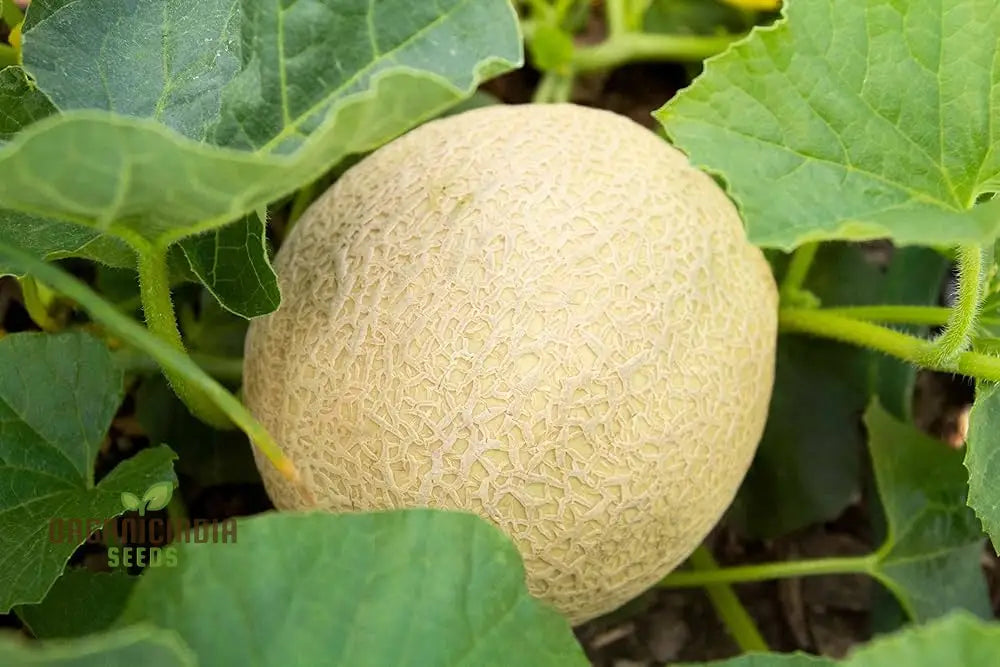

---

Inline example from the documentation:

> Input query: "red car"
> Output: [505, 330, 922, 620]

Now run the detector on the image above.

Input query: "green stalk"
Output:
[1, 0, 23, 28]
[779, 308, 1000, 382]
[661, 554, 877, 588]
[130, 239, 232, 428]
[821, 305, 952, 326]
[111, 347, 244, 384]
[0, 240, 299, 482]
[779, 242, 818, 293]
[605, 0, 630, 38]
[0, 43, 17, 68]
[18, 276, 60, 331]
[687, 546, 769, 652]
[919, 244, 985, 366]
[572, 31, 738, 71]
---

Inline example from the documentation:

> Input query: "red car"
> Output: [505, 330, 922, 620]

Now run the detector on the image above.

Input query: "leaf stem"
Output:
[687, 546, 769, 652]
[571, 31, 738, 71]
[919, 245, 985, 366]
[0, 240, 299, 483]
[111, 347, 244, 384]
[0, 0, 23, 29]
[17, 276, 60, 331]
[779, 242, 819, 295]
[779, 308, 1000, 382]
[129, 238, 232, 428]
[605, 0, 629, 39]
[661, 554, 877, 588]
[0, 43, 17, 68]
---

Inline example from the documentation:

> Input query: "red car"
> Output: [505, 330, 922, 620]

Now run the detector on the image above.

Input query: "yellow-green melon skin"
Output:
[243, 103, 778, 625]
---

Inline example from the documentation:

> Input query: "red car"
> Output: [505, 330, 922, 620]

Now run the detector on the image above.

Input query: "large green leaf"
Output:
[683, 612, 1000, 666]
[865, 401, 990, 622]
[965, 382, 1000, 551]
[0, 625, 195, 667]
[22, 0, 240, 142]
[0, 0, 522, 248]
[0, 332, 177, 612]
[656, 0, 1000, 249]
[16, 570, 138, 639]
[119, 510, 587, 666]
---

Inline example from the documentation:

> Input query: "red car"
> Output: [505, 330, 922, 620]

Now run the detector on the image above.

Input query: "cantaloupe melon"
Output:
[243, 103, 778, 624]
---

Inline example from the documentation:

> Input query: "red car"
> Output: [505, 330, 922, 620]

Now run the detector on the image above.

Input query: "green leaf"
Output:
[527, 24, 574, 71]
[732, 244, 879, 537]
[865, 401, 991, 622]
[119, 510, 587, 666]
[0, 332, 177, 612]
[965, 382, 1000, 551]
[0, 67, 57, 142]
[0, 624, 195, 667]
[22, 0, 240, 142]
[0, 212, 135, 277]
[179, 213, 279, 318]
[1, 0, 522, 248]
[16, 570, 138, 639]
[682, 612, 1000, 666]
[655, 0, 1000, 249]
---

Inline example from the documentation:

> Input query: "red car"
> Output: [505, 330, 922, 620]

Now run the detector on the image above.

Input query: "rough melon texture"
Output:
[243, 103, 778, 625]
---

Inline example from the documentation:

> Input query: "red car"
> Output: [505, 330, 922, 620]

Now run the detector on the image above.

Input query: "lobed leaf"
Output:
[864, 401, 991, 622]
[656, 0, 1000, 249]
[119, 510, 588, 666]
[0, 332, 177, 612]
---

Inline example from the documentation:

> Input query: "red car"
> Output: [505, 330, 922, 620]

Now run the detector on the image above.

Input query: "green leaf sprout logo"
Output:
[120, 482, 173, 516]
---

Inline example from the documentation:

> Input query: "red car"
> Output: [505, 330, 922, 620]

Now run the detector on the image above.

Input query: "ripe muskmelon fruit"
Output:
[243, 103, 778, 624]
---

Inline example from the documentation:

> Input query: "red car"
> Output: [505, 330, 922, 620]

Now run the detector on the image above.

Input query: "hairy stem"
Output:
[0, 240, 299, 482]
[688, 546, 769, 652]
[572, 31, 738, 71]
[780, 242, 819, 295]
[661, 554, 877, 588]
[112, 347, 244, 384]
[919, 245, 985, 366]
[131, 238, 232, 428]
[779, 308, 1000, 382]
